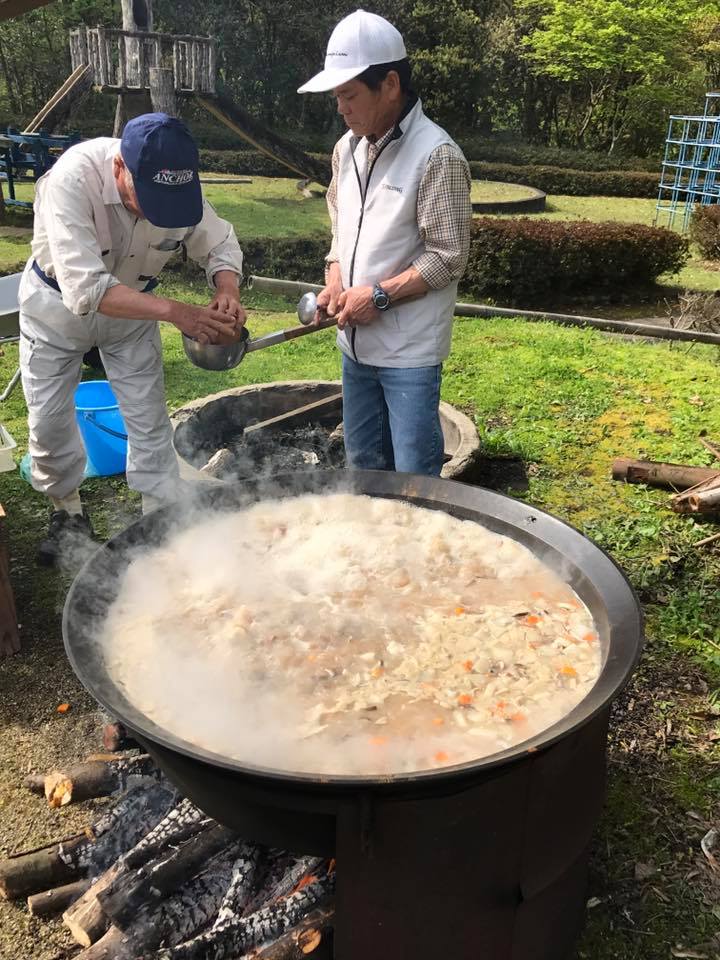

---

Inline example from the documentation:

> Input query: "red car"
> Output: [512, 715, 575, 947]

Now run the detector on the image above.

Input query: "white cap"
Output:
[298, 9, 407, 94]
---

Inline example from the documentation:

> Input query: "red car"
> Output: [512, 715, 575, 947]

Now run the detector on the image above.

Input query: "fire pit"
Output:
[170, 380, 480, 482]
[63, 472, 643, 960]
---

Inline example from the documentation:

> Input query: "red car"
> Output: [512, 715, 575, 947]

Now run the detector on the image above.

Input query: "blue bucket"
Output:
[75, 380, 128, 477]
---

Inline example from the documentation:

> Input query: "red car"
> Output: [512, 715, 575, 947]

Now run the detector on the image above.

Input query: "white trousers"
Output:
[19, 273, 181, 503]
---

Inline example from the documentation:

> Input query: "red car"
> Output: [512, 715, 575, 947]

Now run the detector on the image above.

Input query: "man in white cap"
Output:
[299, 9, 471, 476]
[19, 113, 245, 565]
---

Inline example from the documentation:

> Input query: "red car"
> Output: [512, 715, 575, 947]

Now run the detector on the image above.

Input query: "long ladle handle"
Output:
[245, 315, 337, 353]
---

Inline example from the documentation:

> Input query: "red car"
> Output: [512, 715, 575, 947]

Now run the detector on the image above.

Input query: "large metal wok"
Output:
[62, 471, 643, 960]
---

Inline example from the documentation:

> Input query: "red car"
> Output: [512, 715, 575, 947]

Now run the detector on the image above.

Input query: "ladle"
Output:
[182, 291, 335, 371]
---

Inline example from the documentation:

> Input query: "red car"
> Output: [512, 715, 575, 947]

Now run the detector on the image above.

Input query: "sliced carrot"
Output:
[560, 665, 578, 678]
[434, 751, 449, 763]
[531, 590, 544, 599]
[432, 716, 445, 726]
[371, 667, 385, 678]
[457, 693, 473, 706]
[462, 660, 474, 672]
[583, 632, 598, 645]
[524, 615, 541, 626]
[56, 703, 71, 714]
[492, 700, 508, 716]
[369, 736, 388, 746]
[454, 606, 466, 616]
[510, 711, 527, 724]
[307, 654, 317, 663]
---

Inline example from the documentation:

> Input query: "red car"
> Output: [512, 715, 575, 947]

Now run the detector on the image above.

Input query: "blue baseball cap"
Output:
[120, 113, 203, 228]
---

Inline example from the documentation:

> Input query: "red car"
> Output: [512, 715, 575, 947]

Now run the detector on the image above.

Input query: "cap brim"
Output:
[134, 176, 204, 229]
[297, 63, 371, 93]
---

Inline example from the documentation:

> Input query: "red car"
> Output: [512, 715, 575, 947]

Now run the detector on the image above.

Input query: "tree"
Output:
[518, 0, 712, 152]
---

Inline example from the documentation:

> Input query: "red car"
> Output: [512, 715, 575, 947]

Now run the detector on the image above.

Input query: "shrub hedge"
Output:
[689, 205, 720, 261]
[456, 139, 657, 173]
[199, 150, 660, 199]
[468, 161, 660, 199]
[464, 218, 689, 302]
[165, 221, 686, 304]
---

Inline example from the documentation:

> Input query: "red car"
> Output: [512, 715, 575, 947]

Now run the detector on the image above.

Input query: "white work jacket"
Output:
[20, 137, 243, 316]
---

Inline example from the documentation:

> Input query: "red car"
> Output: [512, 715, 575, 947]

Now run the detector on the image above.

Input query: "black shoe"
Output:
[37, 509, 95, 567]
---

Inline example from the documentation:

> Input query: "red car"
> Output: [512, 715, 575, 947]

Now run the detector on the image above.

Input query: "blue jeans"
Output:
[341, 354, 444, 476]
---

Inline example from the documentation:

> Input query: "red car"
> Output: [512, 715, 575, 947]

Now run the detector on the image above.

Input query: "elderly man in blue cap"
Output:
[18, 113, 245, 565]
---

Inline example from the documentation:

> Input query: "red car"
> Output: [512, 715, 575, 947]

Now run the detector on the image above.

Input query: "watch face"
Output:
[373, 287, 390, 310]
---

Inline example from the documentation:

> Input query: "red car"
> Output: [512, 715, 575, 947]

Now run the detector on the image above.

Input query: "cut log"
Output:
[200, 448, 235, 477]
[612, 458, 720, 490]
[0, 834, 89, 900]
[63, 785, 177, 946]
[102, 721, 139, 753]
[688, 487, 720, 513]
[243, 856, 321, 917]
[98, 824, 238, 930]
[149, 874, 335, 960]
[78, 843, 245, 959]
[28, 878, 91, 917]
[213, 845, 263, 928]
[39, 754, 159, 807]
[122, 797, 210, 871]
[242, 393, 343, 439]
[251, 904, 334, 959]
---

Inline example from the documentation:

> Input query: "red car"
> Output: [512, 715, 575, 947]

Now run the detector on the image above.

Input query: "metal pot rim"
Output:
[62, 470, 643, 788]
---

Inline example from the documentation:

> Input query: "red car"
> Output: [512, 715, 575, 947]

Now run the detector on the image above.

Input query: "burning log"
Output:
[77, 842, 246, 959]
[148, 873, 335, 960]
[27, 878, 91, 917]
[252, 903, 334, 959]
[63, 785, 178, 946]
[122, 797, 211, 871]
[244, 856, 323, 917]
[26, 754, 160, 807]
[213, 845, 263, 928]
[97, 824, 238, 930]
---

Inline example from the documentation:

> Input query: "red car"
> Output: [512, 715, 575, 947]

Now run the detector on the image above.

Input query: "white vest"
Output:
[335, 99, 458, 367]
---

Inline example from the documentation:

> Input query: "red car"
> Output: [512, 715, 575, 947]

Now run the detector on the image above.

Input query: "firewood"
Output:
[687, 487, 720, 513]
[213, 845, 264, 929]
[612, 458, 720, 490]
[243, 857, 322, 917]
[102, 721, 139, 753]
[28, 879, 91, 917]
[242, 853, 295, 916]
[251, 904, 334, 959]
[63, 785, 177, 946]
[148, 874, 335, 960]
[122, 797, 211, 871]
[98, 824, 238, 930]
[201, 448, 235, 477]
[36, 754, 159, 807]
[0, 833, 90, 900]
[78, 843, 245, 959]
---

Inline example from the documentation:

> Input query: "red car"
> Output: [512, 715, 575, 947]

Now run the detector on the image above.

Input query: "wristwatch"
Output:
[372, 283, 392, 311]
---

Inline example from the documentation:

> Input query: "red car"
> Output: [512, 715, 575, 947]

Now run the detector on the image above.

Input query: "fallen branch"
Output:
[695, 531, 720, 548]
[612, 458, 720, 491]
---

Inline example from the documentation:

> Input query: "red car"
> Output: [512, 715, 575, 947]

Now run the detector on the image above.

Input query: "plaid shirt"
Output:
[325, 126, 472, 290]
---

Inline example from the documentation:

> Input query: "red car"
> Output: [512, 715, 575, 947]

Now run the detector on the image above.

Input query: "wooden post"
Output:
[149, 67, 177, 116]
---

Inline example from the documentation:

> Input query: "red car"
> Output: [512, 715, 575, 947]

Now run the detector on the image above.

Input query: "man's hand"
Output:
[314, 262, 344, 325]
[166, 300, 242, 344]
[336, 285, 379, 330]
[211, 271, 246, 332]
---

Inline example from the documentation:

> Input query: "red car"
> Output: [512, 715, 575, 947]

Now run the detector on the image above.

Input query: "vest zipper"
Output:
[347, 138, 395, 363]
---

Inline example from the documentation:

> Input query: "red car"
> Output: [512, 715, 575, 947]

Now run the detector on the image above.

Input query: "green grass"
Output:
[2, 272, 720, 956]
[471, 180, 541, 202]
